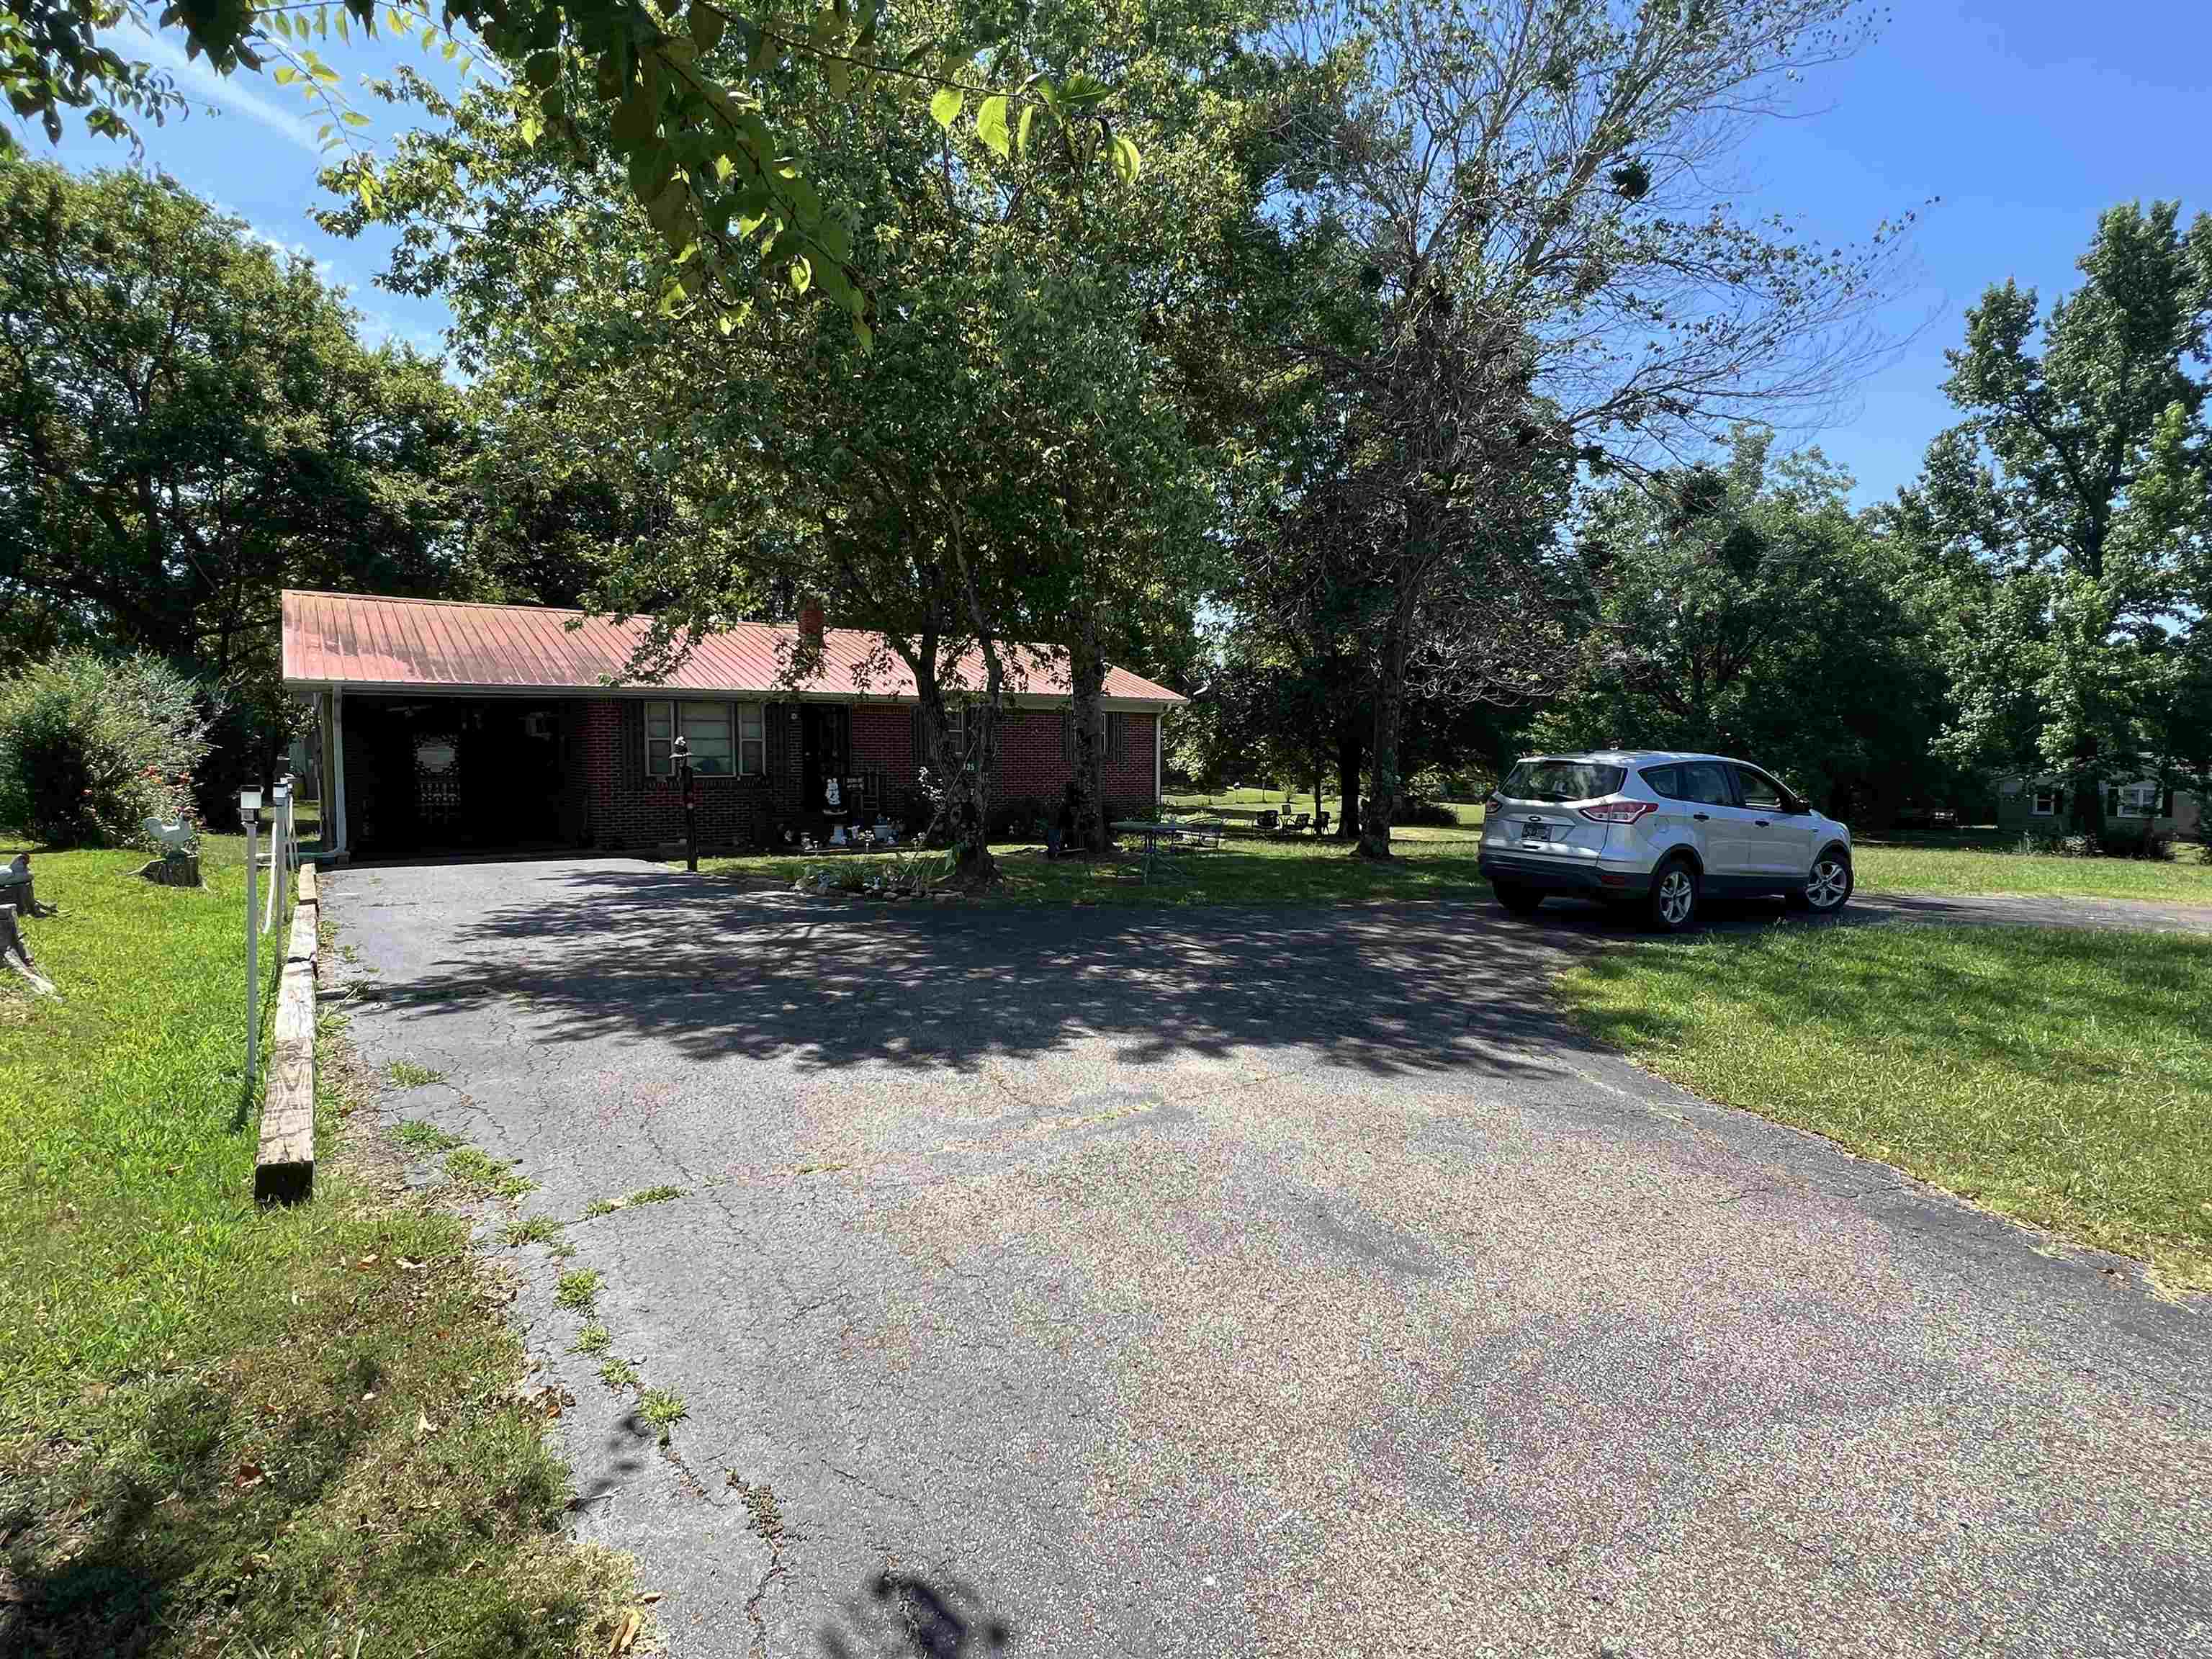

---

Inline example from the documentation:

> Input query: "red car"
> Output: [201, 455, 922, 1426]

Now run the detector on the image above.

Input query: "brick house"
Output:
[281, 590, 1183, 860]
[1995, 772, 2203, 840]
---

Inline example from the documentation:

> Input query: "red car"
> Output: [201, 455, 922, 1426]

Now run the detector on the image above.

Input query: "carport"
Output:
[331, 695, 584, 860]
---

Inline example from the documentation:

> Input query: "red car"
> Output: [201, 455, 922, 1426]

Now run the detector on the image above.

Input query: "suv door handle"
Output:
[1693, 812, 1710, 822]
[1755, 818, 1771, 827]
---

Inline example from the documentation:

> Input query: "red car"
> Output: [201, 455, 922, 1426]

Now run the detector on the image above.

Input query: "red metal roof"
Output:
[280, 590, 1186, 706]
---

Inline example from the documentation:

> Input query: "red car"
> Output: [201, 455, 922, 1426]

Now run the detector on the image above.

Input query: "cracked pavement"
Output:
[326, 857, 2211, 1659]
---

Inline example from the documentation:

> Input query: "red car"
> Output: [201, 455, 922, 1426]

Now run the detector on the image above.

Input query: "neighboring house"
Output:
[1996, 773, 2203, 839]
[281, 590, 1184, 860]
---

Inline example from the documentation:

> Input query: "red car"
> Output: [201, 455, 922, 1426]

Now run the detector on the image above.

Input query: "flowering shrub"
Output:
[0, 652, 211, 848]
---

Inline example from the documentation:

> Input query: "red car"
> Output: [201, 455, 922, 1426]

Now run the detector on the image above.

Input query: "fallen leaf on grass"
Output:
[414, 1411, 439, 1439]
[608, 1608, 642, 1656]
[231, 1464, 266, 1490]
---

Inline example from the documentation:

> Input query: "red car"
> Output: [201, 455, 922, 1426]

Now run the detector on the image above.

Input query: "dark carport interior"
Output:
[343, 696, 582, 859]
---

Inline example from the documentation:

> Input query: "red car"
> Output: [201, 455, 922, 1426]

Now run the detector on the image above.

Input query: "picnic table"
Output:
[1114, 819, 1223, 881]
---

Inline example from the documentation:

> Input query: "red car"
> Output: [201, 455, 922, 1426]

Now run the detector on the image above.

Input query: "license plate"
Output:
[1520, 822, 1552, 843]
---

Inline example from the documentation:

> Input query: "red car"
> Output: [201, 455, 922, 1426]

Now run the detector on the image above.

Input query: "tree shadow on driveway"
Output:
[348, 863, 1666, 1081]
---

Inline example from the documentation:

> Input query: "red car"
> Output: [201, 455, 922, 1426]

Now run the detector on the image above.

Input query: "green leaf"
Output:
[928, 86, 963, 130]
[611, 91, 657, 151]
[272, 64, 299, 84]
[975, 94, 1009, 159]
[1111, 133, 1142, 184]
[341, 109, 370, 127]
[788, 255, 812, 295]
[1015, 103, 1035, 156]
[824, 56, 850, 97]
[420, 24, 436, 49]
[524, 50, 560, 89]
[1060, 73, 1111, 109]
[690, 1, 726, 55]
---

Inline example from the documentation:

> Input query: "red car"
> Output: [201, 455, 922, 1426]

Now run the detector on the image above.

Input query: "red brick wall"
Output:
[580, 698, 801, 852]
[572, 697, 1159, 850]
[987, 708, 1157, 815]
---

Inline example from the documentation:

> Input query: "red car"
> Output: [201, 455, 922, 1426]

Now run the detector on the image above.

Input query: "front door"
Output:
[798, 705, 850, 815]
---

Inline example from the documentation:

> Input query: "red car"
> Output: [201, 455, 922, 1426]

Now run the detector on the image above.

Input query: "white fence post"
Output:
[242, 787, 261, 1100]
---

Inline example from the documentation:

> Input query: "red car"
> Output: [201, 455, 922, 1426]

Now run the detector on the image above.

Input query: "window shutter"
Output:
[2161, 786, 2175, 817]
[623, 701, 647, 781]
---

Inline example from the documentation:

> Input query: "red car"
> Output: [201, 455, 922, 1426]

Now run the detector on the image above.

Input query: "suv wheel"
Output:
[1794, 847, 1853, 915]
[1646, 858, 1701, 933]
[1494, 882, 1544, 917]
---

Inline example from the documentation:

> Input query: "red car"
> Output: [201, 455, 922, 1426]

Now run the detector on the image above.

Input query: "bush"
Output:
[0, 652, 210, 848]
[2015, 827, 2176, 862]
[1392, 795, 1461, 827]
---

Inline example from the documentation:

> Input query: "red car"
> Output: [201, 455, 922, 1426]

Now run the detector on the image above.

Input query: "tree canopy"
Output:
[0, 152, 471, 786]
[1894, 199, 2212, 830]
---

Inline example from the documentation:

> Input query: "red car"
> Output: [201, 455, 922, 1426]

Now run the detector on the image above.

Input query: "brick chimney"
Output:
[799, 598, 824, 651]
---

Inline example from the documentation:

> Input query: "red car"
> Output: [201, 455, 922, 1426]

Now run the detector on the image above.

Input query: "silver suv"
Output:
[1477, 751, 1853, 932]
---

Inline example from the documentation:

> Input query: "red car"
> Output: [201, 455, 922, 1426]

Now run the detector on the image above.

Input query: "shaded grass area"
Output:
[695, 825, 1494, 908]
[1853, 837, 2212, 904]
[0, 843, 631, 1655]
[1555, 924, 2212, 1292]
[1164, 788, 1486, 828]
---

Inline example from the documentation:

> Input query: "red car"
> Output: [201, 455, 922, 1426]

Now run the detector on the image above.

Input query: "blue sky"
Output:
[37, 1, 2212, 507]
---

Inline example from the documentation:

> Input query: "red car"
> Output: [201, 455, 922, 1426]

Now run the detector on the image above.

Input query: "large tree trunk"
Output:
[1334, 722, 1363, 840]
[2069, 737, 2107, 839]
[1068, 612, 1110, 854]
[1357, 595, 1413, 860]
[925, 683, 998, 886]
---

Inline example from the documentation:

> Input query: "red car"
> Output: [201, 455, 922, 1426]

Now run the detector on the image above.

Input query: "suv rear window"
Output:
[1502, 760, 1627, 801]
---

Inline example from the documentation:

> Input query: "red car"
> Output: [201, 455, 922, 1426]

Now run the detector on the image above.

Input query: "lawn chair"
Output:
[1255, 809, 1280, 832]
[1285, 812, 1311, 836]
[1314, 810, 1331, 835]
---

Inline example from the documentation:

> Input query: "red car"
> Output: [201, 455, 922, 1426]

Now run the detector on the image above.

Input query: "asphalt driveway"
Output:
[327, 858, 2211, 1659]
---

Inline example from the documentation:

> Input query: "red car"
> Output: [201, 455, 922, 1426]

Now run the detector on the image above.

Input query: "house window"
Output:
[1063, 711, 1130, 764]
[2116, 781, 2161, 819]
[647, 700, 763, 777]
[2031, 788, 2059, 817]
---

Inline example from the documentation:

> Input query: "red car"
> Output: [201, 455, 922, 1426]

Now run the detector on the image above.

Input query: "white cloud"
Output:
[127, 25, 327, 158]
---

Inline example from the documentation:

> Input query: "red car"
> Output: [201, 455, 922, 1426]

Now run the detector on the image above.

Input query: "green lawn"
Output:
[696, 824, 1494, 907]
[1853, 835, 2212, 904]
[0, 842, 630, 1655]
[1555, 925, 2212, 1292]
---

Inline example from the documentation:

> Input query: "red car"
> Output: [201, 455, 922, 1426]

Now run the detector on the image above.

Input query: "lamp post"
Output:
[673, 734, 697, 873]
[240, 787, 262, 1101]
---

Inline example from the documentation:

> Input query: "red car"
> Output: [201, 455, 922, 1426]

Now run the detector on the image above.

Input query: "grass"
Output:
[637, 1389, 688, 1444]
[1853, 833, 2212, 904]
[385, 1058, 446, 1088]
[394, 1118, 466, 1154]
[0, 841, 634, 1655]
[570, 1324, 613, 1358]
[1555, 923, 2212, 1292]
[554, 1269, 603, 1314]
[696, 824, 1494, 909]
[499, 1215, 571, 1254]
[597, 1356, 640, 1393]
[1164, 788, 1487, 828]
[444, 1144, 537, 1202]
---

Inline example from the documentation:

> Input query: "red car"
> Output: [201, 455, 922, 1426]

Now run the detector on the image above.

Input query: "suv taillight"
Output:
[1485, 793, 1503, 813]
[1579, 801, 1656, 824]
